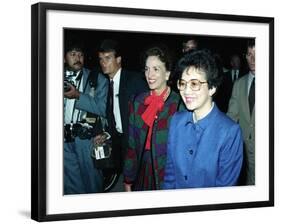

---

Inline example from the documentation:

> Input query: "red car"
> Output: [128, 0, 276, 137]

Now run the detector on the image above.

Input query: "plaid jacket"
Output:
[123, 90, 180, 190]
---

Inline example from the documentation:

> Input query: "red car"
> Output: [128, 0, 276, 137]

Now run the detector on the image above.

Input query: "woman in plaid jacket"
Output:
[123, 45, 181, 191]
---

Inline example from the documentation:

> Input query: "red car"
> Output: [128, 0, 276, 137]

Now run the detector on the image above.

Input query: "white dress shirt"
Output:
[231, 69, 239, 82]
[64, 70, 84, 124]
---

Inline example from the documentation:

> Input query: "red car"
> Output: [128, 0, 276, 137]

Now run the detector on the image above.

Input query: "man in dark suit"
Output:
[182, 37, 198, 53]
[227, 54, 244, 82]
[98, 39, 148, 175]
[215, 54, 245, 113]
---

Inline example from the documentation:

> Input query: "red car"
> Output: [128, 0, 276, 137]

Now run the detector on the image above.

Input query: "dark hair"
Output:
[246, 39, 255, 49]
[98, 39, 122, 57]
[64, 40, 84, 56]
[176, 49, 222, 89]
[182, 38, 198, 47]
[143, 44, 173, 72]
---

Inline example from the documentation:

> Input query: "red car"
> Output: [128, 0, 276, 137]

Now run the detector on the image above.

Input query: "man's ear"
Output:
[117, 56, 122, 65]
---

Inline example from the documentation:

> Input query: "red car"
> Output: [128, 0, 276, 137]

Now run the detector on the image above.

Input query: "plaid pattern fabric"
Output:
[123, 90, 180, 190]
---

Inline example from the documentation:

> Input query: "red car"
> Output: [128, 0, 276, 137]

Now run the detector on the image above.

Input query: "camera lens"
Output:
[64, 81, 71, 92]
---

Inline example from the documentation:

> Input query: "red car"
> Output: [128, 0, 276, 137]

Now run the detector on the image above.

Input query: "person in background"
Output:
[227, 54, 243, 82]
[168, 37, 199, 92]
[63, 41, 108, 194]
[214, 53, 244, 113]
[163, 49, 243, 189]
[182, 38, 198, 54]
[227, 40, 255, 185]
[123, 45, 181, 191]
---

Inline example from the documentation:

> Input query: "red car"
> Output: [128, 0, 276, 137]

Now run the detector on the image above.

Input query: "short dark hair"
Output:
[98, 39, 122, 57]
[182, 38, 198, 46]
[64, 40, 84, 56]
[143, 44, 173, 72]
[246, 39, 255, 49]
[176, 49, 222, 89]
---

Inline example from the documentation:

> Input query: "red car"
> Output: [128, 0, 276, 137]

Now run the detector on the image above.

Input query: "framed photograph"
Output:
[31, 2, 274, 222]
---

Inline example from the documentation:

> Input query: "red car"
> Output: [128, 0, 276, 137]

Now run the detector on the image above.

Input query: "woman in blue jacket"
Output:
[163, 49, 243, 189]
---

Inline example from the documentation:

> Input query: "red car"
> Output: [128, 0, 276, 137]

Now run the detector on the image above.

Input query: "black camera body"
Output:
[64, 123, 96, 142]
[64, 77, 76, 92]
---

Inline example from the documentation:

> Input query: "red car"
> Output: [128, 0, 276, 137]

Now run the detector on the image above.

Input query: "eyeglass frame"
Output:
[177, 78, 208, 91]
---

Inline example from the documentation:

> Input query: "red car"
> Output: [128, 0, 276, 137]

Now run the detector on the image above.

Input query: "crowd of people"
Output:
[63, 36, 255, 194]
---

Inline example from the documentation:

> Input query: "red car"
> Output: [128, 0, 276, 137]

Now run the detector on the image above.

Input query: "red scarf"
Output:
[141, 87, 170, 150]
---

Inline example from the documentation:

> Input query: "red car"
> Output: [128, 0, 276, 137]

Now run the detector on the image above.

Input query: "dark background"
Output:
[64, 28, 253, 73]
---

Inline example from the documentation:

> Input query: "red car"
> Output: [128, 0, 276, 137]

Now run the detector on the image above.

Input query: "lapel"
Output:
[250, 107, 255, 122]
[118, 69, 127, 111]
[140, 92, 150, 133]
[241, 75, 251, 121]
[119, 69, 126, 92]
[238, 69, 244, 79]
[81, 68, 89, 92]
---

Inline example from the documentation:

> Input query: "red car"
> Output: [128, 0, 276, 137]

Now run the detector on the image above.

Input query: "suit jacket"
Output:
[227, 74, 255, 185]
[123, 90, 181, 190]
[163, 104, 243, 189]
[215, 69, 245, 113]
[106, 69, 148, 148]
[227, 69, 245, 81]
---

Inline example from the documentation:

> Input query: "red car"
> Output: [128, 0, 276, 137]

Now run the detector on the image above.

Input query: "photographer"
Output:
[63, 41, 108, 194]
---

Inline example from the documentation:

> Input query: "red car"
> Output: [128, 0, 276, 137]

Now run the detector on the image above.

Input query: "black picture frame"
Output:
[31, 2, 274, 222]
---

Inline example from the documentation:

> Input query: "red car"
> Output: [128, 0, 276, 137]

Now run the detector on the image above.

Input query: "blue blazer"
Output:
[75, 68, 108, 117]
[163, 104, 243, 189]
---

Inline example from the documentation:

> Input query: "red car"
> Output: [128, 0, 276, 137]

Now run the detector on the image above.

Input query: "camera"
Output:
[64, 77, 76, 92]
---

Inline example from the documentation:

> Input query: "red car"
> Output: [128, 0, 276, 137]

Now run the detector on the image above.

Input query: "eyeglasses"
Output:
[177, 79, 208, 91]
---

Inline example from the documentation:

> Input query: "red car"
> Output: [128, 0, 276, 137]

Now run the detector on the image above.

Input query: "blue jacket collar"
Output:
[185, 103, 219, 130]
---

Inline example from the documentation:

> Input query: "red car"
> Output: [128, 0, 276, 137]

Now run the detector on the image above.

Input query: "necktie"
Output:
[232, 70, 239, 81]
[248, 77, 255, 114]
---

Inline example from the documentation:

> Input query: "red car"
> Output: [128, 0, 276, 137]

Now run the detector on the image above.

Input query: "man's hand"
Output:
[64, 84, 80, 99]
[124, 183, 132, 192]
[93, 132, 110, 146]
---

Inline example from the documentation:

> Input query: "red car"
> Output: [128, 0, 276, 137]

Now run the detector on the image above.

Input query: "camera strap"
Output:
[69, 70, 84, 124]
